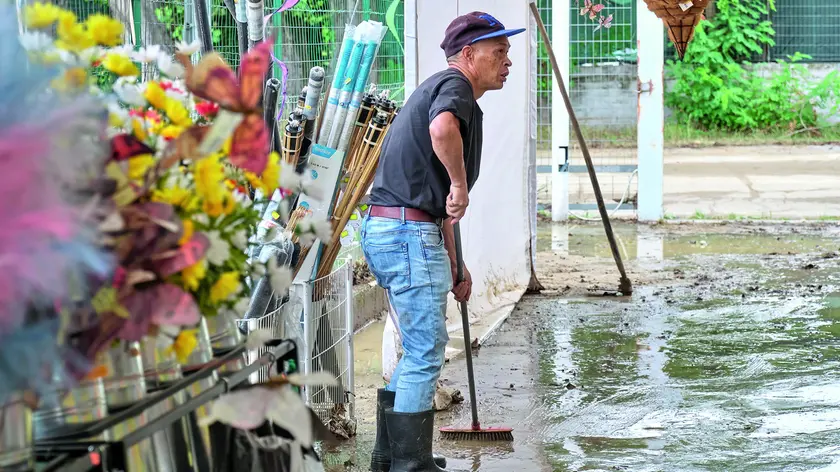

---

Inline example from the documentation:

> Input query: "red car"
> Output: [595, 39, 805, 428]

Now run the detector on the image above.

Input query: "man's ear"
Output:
[461, 44, 474, 62]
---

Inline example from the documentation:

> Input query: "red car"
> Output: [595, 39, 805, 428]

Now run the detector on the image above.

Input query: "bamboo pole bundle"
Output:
[344, 91, 377, 172]
[642, 0, 710, 59]
[315, 110, 391, 280]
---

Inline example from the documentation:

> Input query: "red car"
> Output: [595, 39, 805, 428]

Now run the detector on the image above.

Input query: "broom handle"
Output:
[453, 222, 480, 430]
[529, 2, 632, 294]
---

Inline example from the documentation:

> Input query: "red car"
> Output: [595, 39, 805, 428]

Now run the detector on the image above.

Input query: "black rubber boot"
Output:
[370, 389, 446, 471]
[384, 408, 447, 472]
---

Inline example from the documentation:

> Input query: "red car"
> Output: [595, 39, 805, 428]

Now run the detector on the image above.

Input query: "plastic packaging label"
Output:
[679, 1, 694, 10]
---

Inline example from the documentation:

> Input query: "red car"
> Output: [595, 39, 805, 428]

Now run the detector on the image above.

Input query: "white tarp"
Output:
[382, 0, 537, 377]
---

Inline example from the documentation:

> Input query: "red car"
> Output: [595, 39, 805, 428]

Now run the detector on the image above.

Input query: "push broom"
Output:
[439, 223, 514, 441]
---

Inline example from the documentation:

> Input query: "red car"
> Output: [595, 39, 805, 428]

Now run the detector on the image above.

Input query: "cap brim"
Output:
[470, 28, 526, 44]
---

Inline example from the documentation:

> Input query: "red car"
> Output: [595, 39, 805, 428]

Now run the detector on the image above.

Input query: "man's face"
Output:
[467, 36, 512, 91]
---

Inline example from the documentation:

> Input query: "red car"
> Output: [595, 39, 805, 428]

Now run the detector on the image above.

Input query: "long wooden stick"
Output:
[529, 2, 632, 295]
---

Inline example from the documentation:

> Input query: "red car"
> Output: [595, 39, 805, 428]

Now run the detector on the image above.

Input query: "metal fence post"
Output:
[344, 256, 355, 419]
[551, 0, 570, 221]
[301, 280, 313, 404]
[636, 0, 665, 222]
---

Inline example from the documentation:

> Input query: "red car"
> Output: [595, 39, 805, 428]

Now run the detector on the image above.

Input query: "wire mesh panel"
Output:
[769, 1, 840, 62]
[568, 0, 638, 213]
[535, 0, 554, 206]
[269, 0, 406, 114]
[302, 258, 355, 435]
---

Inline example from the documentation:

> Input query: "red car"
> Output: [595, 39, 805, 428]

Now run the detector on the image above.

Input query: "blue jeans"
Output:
[360, 214, 452, 413]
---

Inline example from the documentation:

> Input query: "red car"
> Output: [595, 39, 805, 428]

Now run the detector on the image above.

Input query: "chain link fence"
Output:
[535, 0, 639, 213]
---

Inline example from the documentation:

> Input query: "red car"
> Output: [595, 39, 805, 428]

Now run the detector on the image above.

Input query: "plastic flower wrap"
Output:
[23, 3, 329, 361]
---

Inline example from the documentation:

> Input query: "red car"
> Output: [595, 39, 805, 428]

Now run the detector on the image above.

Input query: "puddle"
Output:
[324, 224, 840, 471]
[538, 222, 840, 260]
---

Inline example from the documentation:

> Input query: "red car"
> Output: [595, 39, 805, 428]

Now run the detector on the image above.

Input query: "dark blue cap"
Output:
[440, 11, 525, 58]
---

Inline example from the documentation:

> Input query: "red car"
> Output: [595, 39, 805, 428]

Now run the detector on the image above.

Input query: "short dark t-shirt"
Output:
[366, 68, 483, 218]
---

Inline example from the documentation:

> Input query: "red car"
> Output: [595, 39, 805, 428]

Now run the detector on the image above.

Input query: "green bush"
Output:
[665, 0, 840, 133]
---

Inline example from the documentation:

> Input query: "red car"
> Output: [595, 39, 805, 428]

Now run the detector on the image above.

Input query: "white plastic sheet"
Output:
[382, 0, 537, 379]
[417, 0, 535, 324]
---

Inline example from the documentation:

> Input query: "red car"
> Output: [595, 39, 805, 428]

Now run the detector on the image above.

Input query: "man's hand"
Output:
[446, 184, 469, 223]
[451, 262, 472, 302]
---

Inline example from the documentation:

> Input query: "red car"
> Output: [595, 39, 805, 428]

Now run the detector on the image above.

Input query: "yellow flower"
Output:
[180, 260, 207, 291]
[85, 14, 124, 47]
[178, 219, 195, 246]
[50, 67, 88, 93]
[221, 136, 233, 155]
[55, 11, 95, 52]
[164, 99, 192, 127]
[131, 118, 149, 143]
[159, 125, 185, 140]
[209, 272, 241, 303]
[102, 53, 139, 77]
[152, 185, 199, 212]
[245, 151, 280, 195]
[24, 2, 63, 29]
[194, 156, 225, 204]
[144, 82, 167, 110]
[166, 329, 198, 364]
[203, 191, 237, 218]
[127, 154, 155, 181]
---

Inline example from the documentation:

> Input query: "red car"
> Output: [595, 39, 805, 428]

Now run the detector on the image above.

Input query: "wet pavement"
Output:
[325, 223, 840, 471]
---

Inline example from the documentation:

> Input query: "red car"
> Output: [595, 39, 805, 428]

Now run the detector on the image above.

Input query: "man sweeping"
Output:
[361, 11, 524, 472]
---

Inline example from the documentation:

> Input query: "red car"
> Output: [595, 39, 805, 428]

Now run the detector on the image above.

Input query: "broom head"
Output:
[642, 0, 709, 59]
[439, 425, 514, 441]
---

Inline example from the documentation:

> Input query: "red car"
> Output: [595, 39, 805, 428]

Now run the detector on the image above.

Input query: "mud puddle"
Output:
[324, 223, 840, 471]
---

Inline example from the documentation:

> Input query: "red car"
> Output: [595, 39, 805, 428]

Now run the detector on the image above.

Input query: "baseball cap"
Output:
[440, 11, 525, 58]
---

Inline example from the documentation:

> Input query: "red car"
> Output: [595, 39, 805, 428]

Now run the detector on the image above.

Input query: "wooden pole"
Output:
[529, 1, 632, 295]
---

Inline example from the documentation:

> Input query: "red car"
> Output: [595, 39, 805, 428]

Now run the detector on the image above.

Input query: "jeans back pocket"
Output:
[362, 241, 412, 295]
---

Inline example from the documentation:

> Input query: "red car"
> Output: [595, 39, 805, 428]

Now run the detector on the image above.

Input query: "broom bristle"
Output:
[439, 426, 514, 442]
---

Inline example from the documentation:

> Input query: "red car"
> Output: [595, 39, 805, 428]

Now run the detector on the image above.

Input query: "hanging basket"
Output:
[642, 0, 710, 59]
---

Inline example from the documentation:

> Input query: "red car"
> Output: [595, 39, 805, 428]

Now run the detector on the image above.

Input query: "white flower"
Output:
[57, 49, 85, 67]
[296, 217, 333, 246]
[157, 53, 186, 78]
[107, 102, 129, 127]
[132, 45, 161, 63]
[206, 230, 232, 266]
[245, 328, 274, 350]
[175, 39, 201, 56]
[164, 86, 187, 102]
[108, 44, 135, 57]
[19, 31, 53, 52]
[231, 230, 248, 250]
[113, 78, 146, 107]
[79, 47, 104, 65]
[278, 162, 302, 191]
[266, 259, 293, 296]
[193, 213, 210, 226]
[300, 172, 326, 201]
[233, 297, 250, 315]
[252, 263, 266, 278]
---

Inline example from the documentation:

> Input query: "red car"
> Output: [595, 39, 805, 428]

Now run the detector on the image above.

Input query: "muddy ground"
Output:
[322, 221, 840, 471]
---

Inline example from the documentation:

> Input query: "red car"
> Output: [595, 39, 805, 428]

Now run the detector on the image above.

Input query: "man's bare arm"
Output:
[429, 112, 467, 188]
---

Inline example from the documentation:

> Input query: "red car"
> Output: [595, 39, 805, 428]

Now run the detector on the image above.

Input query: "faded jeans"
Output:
[360, 213, 452, 413]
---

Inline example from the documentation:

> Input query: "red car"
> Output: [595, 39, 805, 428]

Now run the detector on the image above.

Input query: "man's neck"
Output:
[448, 64, 485, 100]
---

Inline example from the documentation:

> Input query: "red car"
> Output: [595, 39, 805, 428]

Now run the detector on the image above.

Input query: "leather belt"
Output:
[368, 205, 442, 225]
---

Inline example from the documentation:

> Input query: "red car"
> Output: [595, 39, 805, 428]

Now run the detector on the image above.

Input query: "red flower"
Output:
[145, 109, 162, 122]
[195, 100, 220, 118]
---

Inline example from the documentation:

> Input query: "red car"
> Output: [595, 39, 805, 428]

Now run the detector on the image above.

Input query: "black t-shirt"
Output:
[367, 68, 483, 218]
